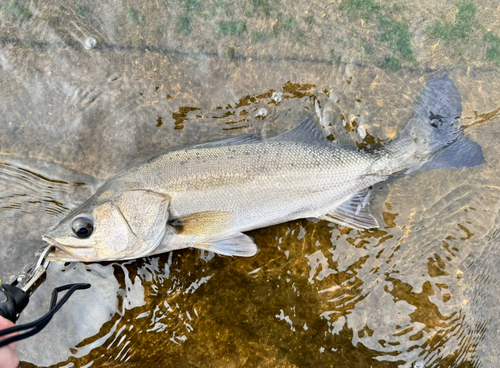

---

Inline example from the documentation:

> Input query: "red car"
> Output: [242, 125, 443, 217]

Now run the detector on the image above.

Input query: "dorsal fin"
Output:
[187, 134, 260, 150]
[271, 115, 331, 145]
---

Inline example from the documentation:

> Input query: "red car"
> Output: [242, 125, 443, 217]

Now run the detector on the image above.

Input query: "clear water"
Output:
[0, 0, 498, 367]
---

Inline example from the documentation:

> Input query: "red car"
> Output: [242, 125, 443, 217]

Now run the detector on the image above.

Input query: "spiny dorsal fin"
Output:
[319, 189, 379, 230]
[271, 115, 332, 146]
[187, 134, 260, 150]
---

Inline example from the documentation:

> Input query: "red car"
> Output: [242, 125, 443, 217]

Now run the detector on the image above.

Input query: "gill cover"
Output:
[107, 190, 170, 259]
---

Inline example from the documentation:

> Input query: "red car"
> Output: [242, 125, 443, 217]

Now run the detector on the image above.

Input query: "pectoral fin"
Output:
[167, 211, 257, 257]
[319, 190, 379, 230]
[169, 211, 235, 238]
[193, 233, 258, 257]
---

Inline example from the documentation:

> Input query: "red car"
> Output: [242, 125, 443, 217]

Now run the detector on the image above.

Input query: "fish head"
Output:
[43, 190, 171, 262]
[42, 201, 139, 262]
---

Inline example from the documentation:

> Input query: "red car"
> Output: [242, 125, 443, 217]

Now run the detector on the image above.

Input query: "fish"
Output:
[42, 73, 484, 262]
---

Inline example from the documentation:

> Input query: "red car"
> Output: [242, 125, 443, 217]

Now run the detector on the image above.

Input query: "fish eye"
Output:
[71, 216, 94, 238]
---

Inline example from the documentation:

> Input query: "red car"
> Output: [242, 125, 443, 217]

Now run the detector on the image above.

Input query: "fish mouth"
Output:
[42, 235, 93, 249]
[41, 235, 56, 246]
[41, 235, 95, 262]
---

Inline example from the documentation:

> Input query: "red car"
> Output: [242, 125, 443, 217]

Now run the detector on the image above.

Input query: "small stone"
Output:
[255, 107, 268, 118]
[83, 37, 97, 50]
[358, 125, 366, 139]
[271, 92, 283, 103]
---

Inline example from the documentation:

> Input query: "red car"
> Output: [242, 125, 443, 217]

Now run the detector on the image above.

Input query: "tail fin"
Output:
[398, 72, 484, 172]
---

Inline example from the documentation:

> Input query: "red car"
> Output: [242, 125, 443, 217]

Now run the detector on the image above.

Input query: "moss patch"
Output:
[378, 16, 414, 60]
[126, 8, 145, 26]
[217, 21, 247, 36]
[428, 1, 477, 40]
[339, 0, 380, 20]
[330, 49, 342, 66]
[205, 0, 228, 20]
[272, 14, 297, 36]
[244, 0, 272, 18]
[484, 32, 500, 66]
[176, 14, 192, 35]
[282, 15, 296, 31]
[304, 13, 314, 24]
[76, 5, 90, 17]
[251, 31, 266, 43]
[181, 0, 202, 14]
[2, 1, 32, 23]
[339, 0, 414, 66]
[378, 56, 402, 71]
[47, 16, 61, 27]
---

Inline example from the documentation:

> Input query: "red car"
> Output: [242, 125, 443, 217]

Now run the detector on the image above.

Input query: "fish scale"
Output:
[142, 141, 373, 226]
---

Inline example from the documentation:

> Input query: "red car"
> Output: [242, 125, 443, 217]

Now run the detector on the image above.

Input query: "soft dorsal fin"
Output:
[271, 115, 331, 145]
[187, 134, 260, 150]
[319, 189, 379, 230]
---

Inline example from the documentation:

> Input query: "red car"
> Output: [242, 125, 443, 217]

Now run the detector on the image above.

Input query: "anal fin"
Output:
[319, 189, 379, 230]
[193, 233, 258, 257]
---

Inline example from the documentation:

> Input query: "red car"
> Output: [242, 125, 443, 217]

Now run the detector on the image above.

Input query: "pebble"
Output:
[84, 37, 97, 50]
[358, 125, 367, 139]
[271, 92, 283, 103]
[255, 107, 268, 118]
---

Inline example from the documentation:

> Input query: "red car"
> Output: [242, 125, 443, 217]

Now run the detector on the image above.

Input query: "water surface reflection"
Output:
[3, 71, 497, 368]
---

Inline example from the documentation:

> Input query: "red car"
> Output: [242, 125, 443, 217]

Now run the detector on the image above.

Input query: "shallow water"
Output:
[0, 0, 499, 367]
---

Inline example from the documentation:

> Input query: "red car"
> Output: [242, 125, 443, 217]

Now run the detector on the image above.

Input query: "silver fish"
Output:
[42, 73, 483, 262]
